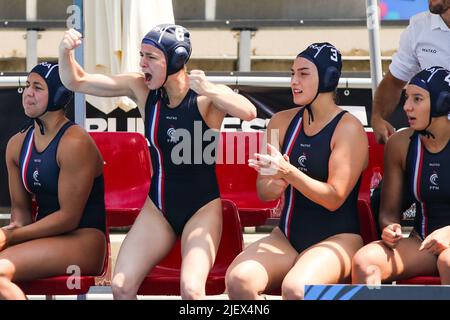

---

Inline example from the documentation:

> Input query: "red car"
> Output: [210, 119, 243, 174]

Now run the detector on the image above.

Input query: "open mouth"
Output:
[293, 89, 303, 94]
[144, 73, 152, 82]
[408, 116, 417, 124]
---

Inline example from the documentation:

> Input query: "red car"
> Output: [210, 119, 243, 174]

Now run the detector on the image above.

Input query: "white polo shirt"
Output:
[389, 12, 450, 82]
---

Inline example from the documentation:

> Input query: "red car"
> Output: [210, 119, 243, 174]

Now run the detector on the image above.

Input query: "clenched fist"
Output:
[60, 28, 83, 53]
[189, 70, 213, 96]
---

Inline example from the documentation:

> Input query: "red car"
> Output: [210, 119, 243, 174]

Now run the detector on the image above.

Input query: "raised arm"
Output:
[58, 29, 147, 103]
[189, 70, 257, 121]
[5, 128, 102, 247]
[5, 135, 33, 228]
[370, 71, 407, 144]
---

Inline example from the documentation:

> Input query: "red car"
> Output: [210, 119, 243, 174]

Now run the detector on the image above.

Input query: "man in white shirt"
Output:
[371, 0, 450, 144]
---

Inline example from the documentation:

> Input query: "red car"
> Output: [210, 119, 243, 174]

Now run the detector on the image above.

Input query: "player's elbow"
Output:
[60, 76, 79, 92]
[322, 192, 346, 212]
[324, 200, 342, 212]
[59, 211, 82, 233]
[242, 106, 257, 121]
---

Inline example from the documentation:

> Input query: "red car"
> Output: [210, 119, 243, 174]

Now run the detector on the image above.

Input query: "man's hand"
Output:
[371, 115, 396, 144]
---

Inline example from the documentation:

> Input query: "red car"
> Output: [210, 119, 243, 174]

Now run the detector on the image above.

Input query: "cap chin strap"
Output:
[418, 130, 436, 139]
[417, 110, 436, 139]
[417, 122, 436, 139]
[20, 110, 48, 135]
[304, 90, 321, 125]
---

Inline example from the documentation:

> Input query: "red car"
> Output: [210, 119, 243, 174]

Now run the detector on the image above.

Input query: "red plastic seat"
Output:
[396, 276, 441, 285]
[216, 131, 282, 226]
[357, 199, 378, 244]
[90, 132, 151, 227]
[17, 229, 110, 299]
[137, 199, 243, 295]
[358, 130, 385, 203]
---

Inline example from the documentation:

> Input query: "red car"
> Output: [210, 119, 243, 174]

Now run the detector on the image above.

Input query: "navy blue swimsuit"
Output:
[145, 89, 220, 236]
[19, 122, 106, 233]
[406, 132, 450, 239]
[278, 109, 361, 253]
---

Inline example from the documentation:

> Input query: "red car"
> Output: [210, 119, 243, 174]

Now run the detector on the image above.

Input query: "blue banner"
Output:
[380, 0, 428, 20]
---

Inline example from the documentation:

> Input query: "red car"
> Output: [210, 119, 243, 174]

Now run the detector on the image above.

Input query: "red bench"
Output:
[216, 131, 282, 227]
[359, 131, 385, 203]
[92, 131, 279, 228]
[91, 130, 382, 230]
[397, 276, 441, 285]
[90, 132, 151, 227]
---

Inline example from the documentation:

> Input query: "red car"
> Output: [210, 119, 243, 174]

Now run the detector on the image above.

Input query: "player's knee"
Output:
[180, 279, 204, 300]
[437, 249, 450, 274]
[0, 259, 15, 280]
[0, 275, 12, 299]
[0, 276, 10, 289]
[226, 269, 258, 299]
[281, 280, 305, 300]
[352, 245, 381, 275]
[111, 272, 138, 299]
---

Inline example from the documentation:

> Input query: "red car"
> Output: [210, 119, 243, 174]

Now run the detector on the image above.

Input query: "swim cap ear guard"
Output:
[321, 66, 341, 92]
[142, 24, 192, 81]
[170, 46, 191, 75]
[296, 42, 342, 123]
[51, 85, 74, 112]
[408, 66, 450, 138]
[435, 91, 450, 116]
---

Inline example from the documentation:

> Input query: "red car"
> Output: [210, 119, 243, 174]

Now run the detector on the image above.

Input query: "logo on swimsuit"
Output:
[297, 153, 307, 172]
[429, 172, 439, 191]
[298, 154, 307, 167]
[33, 168, 41, 187]
[167, 127, 179, 143]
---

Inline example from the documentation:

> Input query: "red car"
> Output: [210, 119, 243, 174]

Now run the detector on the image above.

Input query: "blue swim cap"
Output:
[409, 66, 450, 118]
[30, 62, 73, 112]
[297, 42, 342, 93]
[142, 24, 192, 76]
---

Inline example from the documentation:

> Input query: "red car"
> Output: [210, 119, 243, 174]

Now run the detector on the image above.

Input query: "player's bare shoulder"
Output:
[268, 107, 301, 130]
[6, 131, 28, 165]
